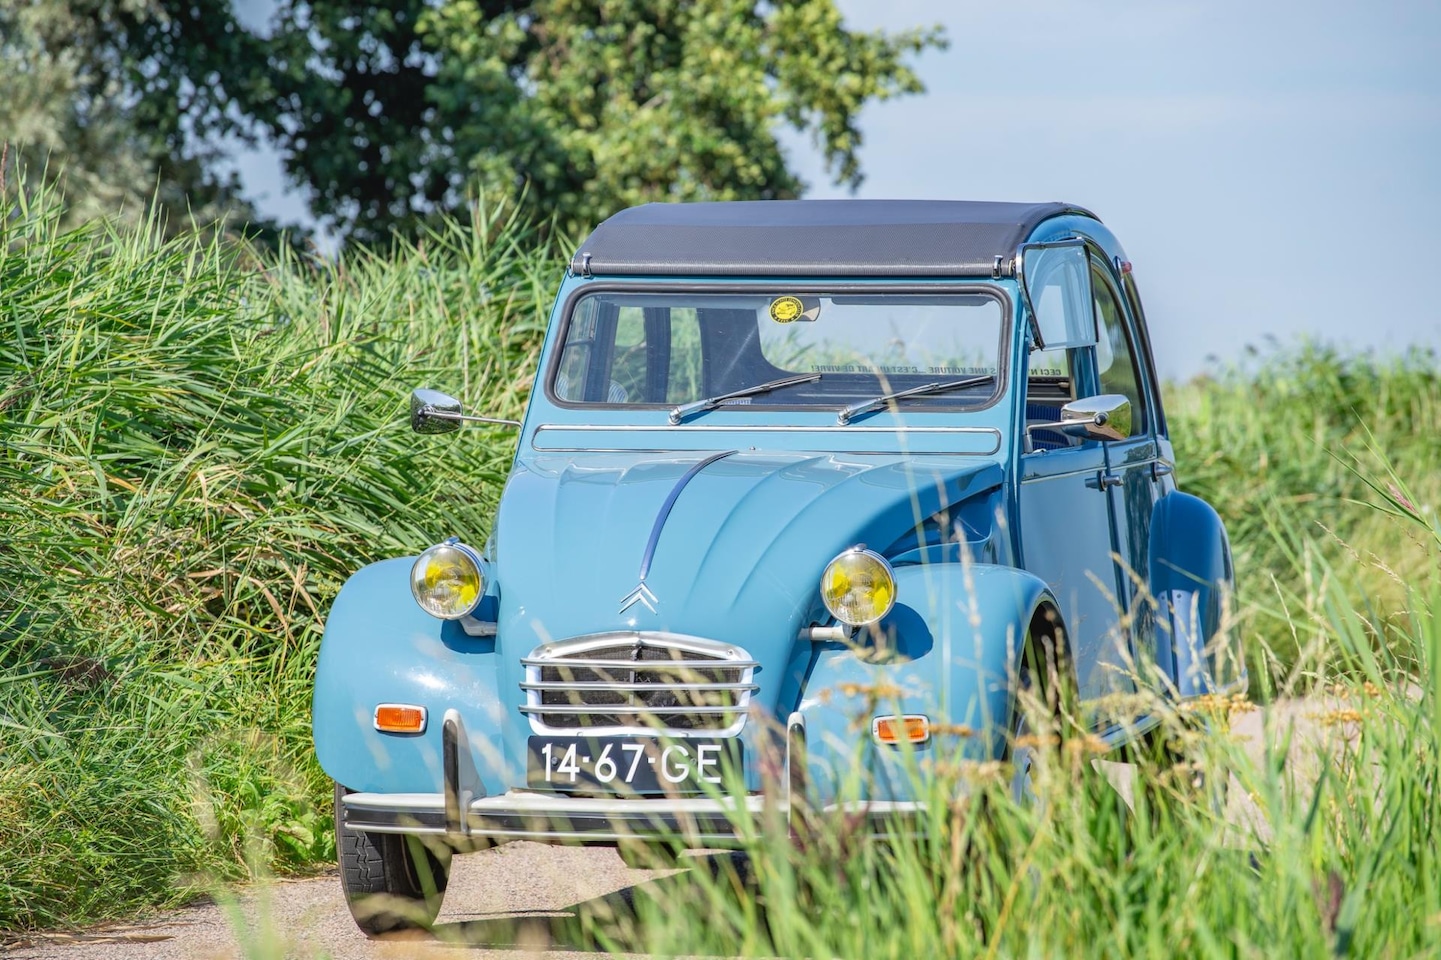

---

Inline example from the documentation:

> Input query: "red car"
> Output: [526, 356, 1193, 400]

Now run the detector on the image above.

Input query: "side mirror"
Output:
[1059, 394, 1131, 442]
[410, 388, 522, 434]
[411, 388, 465, 434]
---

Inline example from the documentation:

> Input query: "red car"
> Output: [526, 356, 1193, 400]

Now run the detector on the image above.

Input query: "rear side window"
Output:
[1092, 266, 1148, 435]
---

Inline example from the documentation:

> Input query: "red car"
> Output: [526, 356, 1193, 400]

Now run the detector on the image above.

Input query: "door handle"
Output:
[1151, 461, 1174, 481]
[1087, 471, 1123, 491]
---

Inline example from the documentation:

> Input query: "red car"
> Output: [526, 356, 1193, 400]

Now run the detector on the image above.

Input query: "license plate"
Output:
[526, 736, 741, 795]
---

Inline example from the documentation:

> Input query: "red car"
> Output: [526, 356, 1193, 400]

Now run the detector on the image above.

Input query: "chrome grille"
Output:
[521, 633, 757, 736]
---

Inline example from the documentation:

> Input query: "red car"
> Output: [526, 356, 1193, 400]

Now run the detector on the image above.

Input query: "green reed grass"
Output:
[1169, 343, 1441, 675]
[2, 174, 1439, 946]
[610, 506, 1441, 959]
[0, 183, 558, 928]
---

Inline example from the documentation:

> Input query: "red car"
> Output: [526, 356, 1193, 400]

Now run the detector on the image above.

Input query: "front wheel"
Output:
[335, 783, 452, 937]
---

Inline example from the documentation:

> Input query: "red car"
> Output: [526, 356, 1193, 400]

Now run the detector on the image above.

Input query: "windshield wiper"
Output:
[669, 373, 822, 424]
[836, 375, 995, 425]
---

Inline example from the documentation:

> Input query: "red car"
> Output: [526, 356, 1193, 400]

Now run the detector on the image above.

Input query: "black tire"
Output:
[335, 783, 451, 937]
[1008, 604, 1076, 806]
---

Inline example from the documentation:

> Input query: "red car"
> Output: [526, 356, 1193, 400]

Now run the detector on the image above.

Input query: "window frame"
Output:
[1118, 269, 1168, 438]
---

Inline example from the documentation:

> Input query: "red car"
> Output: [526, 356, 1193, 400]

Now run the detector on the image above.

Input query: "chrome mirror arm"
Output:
[1024, 394, 1132, 447]
[419, 407, 521, 428]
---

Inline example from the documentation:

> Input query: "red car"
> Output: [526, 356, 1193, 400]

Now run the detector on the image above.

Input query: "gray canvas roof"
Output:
[570, 199, 1097, 278]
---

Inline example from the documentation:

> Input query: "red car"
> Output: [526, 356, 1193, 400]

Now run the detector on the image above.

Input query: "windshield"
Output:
[548, 290, 1006, 412]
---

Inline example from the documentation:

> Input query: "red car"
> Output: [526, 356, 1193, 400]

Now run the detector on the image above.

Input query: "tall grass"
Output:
[613, 471, 1441, 958]
[617, 556, 1441, 957]
[0, 184, 558, 928]
[2, 177, 1438, 946]
[1169, 344, 1441, 677]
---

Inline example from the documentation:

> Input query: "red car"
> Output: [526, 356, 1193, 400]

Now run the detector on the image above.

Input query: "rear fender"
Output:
[1148, 492, 1246, 698]
[311, 558, 508, 795]
[795, 563, 1058, 806]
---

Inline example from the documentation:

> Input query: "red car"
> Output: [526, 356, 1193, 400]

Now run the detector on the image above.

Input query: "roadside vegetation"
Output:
[2, 191, 1438, 955]
[632, 574, 1441, 958]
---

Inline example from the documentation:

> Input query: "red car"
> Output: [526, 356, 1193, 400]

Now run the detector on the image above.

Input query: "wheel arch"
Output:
[1148, 490, 1246, 699]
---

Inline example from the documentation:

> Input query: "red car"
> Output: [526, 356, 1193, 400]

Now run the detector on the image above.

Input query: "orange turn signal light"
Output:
[872, 714, 929, 745]
[374, 703, 428, 734]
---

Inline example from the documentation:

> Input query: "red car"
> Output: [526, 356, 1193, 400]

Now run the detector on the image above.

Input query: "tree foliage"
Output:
[0, 0, 259, 232]
[1, 0, 944, 246]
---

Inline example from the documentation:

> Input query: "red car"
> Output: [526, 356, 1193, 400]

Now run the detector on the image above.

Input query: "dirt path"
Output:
[4, 700, 1347, 959]
[4, 843, 671, 960]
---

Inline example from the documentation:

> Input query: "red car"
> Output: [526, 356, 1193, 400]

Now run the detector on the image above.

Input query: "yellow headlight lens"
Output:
[820, 548, 896, 626]
[410, 542, 485, 620]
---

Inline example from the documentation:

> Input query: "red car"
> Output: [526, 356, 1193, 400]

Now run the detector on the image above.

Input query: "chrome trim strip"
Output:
[340, 791, 930, 842]
[521, 680, 759, 693]
[525, 632, 752, 663]
[341, 791, 763, 843]
[523, 633, 757, 738]
[343, 792, 446, 812]
[520, 656, 760, 670]
[344, 790, 765, 817]
[533, 447, 996, 455]
[639, 450, 735, 580]
[519, 703, 748, 716]
[821, 800, 929, 815]
[535, 423, 1003, 436]
[350, 824, 745, 844]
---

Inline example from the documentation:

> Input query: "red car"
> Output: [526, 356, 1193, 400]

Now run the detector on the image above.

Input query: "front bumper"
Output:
[339, 706, 820, 845]
[341, 789, 773, 845]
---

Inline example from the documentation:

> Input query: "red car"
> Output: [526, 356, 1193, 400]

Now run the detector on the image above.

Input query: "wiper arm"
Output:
[669, 373, 822, 424]
[836, 375, 994, 425]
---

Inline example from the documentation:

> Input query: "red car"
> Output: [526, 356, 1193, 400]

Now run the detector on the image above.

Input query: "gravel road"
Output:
[4, 842, 678, 960]
[4, 701, 1347, 960]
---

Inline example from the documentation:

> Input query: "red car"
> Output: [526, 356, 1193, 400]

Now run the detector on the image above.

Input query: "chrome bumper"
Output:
[339, 707, 806, 845]
[341, 789, 773, 844]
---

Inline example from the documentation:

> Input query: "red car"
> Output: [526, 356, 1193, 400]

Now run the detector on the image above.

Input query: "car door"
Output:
[1016, 246, 1135, 707]
[1018, 418, 1134, 704]
[1088, 260, 1165, 694]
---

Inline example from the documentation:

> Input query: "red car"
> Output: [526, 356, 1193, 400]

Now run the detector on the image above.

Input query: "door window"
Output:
[1091, 265, 1148, 435]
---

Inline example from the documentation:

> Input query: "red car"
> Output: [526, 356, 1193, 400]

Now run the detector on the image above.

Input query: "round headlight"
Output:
[820, 548, 896, 626]
[410, 541, 486, 620]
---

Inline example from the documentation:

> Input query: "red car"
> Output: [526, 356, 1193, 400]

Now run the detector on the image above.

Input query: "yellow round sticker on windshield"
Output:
[770, 296, 804, 323]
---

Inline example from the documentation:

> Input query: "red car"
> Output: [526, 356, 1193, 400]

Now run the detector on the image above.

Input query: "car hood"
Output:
[492, 451, 1002, 663]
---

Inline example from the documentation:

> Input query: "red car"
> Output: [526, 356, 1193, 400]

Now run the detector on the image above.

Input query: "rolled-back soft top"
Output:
[570, 199, 1097, 279]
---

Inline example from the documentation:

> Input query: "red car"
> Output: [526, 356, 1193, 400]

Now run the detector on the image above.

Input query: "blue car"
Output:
[313, 200, 1246, 934]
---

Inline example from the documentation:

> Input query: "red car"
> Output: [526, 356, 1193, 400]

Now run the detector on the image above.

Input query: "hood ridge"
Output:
[679, 452, 843, 606]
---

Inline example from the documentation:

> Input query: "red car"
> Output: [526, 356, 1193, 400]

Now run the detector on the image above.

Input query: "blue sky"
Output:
[233, 0, 1440, 379]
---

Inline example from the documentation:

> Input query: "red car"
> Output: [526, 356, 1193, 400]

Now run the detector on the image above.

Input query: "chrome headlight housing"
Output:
[820, 547, 896, 626]
[410, 539, 487, 620]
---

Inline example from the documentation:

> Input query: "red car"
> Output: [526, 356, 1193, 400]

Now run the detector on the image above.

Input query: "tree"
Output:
[178, 0, 944, 245]
[2, 1, 944, 246]
[0, 0, 261, 233]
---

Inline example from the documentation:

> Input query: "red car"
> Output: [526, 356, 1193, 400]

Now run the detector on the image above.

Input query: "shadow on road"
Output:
[415, 852, 753, 953]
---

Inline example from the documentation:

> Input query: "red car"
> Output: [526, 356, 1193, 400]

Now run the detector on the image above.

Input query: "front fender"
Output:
[795, 563, 1055, 805]
[311, 558, 509, 795]
[1149, 491, 1246, 698]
